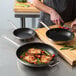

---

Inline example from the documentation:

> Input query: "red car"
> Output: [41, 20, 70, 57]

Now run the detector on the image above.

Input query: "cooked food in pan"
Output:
[20, 48, 55, 64]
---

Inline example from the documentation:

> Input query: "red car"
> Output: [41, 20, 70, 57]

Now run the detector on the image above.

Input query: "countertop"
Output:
[14, 1, 40, 13]
[0, 29, 76, 76]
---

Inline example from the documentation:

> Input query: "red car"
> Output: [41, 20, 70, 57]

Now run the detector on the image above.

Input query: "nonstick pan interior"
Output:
[16, 43, 58, 67]
[46, 28, 74, 41]
[13, 28, 36, 40]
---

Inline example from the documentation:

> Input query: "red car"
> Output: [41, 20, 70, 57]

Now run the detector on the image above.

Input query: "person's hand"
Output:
[71, 19, 76, 31]
[50, 9, 64, 25]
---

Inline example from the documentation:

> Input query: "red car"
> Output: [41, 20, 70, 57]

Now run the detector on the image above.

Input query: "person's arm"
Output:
[32, 0, 64, 25]
[32, 0, 53, 15]
[71, 18, 76, 31]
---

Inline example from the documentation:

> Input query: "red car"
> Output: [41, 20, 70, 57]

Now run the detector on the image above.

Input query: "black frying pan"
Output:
[13, 28, 36, 40]
[9, 21, 36, 41]
[40, 22, 74, 44]
[2, 36, 59, 67]
[16, 43, 58, 67]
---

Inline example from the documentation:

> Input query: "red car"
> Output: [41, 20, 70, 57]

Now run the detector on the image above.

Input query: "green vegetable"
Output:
[60, 47, 69, 50]
[42, 49, 50, 55]
[16, 3, 30, 7]
[24, 5, 30, 7]
[17, 0, 27, 2]
[44, 51, 50, 55]
[60, 45, 76, 51]
[21, 52, 25, 56]
[70, 47, 76, 51]
[64, 45, 74, 48]
[37, 58, 41, 64]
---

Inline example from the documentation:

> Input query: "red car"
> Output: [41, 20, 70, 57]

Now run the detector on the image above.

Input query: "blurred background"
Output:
[0, 0, 39, 36]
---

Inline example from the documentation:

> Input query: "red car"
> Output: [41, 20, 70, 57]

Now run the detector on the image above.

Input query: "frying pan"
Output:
[2, 35, 59, 68]
[40, 22, 74, 44]
[9, 20, 36, 41]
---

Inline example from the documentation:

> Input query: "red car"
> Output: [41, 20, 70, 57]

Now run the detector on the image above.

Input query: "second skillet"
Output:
[13, 28, 36, 40]
[40, 22, 74, 44]
[9, 21, 36, 41]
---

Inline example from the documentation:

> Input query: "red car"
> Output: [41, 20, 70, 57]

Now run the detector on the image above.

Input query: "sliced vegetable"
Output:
[37, 58, 41, 64]
[64, 45, 74, 48]
[24, 5, 30, 7]
[17, 0, 27, 2]
[60, 45, 76, 50]
[70, 47, 76, 51]
[60, 47, 69, 50]
[44, 51, 50, 55]
[22, 51, 26, 56]
[16, 3, 30, 7]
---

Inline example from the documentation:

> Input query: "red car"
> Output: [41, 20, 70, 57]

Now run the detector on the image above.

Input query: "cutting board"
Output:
[35, 23, 76, 66]
[14, 1, 40, 13]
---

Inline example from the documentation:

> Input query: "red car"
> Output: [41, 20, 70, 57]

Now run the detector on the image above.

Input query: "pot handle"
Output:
[1, 35, 20, 47]
[48, 60, 59, 68]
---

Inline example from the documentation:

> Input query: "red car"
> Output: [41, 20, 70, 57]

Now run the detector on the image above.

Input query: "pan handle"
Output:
[40, 21, 50, 30]
[1, 35, 20, 47]
[8, 20, 17, 29]
[48, 60, 59, 68]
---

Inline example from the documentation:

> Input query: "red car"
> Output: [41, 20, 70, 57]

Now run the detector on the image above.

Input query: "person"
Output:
[32, 0, 76, 30]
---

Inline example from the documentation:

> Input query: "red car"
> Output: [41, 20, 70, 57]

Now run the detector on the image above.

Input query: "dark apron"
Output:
[38, 0, 76, 28]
